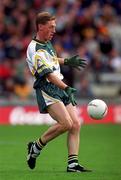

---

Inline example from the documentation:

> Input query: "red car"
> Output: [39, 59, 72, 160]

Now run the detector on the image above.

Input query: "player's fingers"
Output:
[79, 62, 87, 66]
[76, 57, 86, 61]
[73, 66, 82, 70]
[78, 59, 87, 64]
[73, 100, 77, 106]
[72, 89, 77, 93]
[80, 64, 87, 68]
[73, 55, 79, 59]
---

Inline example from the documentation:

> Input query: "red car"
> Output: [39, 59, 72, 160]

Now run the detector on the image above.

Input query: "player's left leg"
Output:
[27, 102, 73, 170]
[66, 104, 91, 172]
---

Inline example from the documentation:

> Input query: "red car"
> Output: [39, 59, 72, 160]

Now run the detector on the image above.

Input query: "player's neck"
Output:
[36, 34, 48, 43]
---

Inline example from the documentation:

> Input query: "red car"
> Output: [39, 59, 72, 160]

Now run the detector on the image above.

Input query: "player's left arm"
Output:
[57, 57, 65, 64]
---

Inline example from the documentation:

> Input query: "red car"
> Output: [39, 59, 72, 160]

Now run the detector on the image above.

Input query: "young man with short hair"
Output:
[26, 12, 91, 172]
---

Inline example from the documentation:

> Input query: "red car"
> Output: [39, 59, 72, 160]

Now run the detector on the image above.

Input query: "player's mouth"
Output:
[50, 33, 54, 37]
[49, 34, 54, 39]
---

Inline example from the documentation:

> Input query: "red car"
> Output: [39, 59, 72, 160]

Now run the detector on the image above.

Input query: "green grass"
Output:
[0, 124, 121, 180]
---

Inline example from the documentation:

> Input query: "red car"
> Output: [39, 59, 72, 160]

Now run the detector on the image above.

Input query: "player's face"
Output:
[39, 20, 56, 41]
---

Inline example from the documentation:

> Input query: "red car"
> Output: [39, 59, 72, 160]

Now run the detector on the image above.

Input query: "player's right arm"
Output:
[47, 73, 68, 90]
[29, 51, 77, 105]
[47, 73, 77, 106]
[32, 52, 53, 78]
[27, 50, 67, 89]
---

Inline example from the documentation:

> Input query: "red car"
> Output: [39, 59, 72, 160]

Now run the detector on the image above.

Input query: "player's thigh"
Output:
[66, 104, 81, 128]
[47, 101, 73, 125]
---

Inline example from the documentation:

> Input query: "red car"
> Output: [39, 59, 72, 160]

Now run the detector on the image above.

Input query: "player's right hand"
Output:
[65, 86, 77, 106]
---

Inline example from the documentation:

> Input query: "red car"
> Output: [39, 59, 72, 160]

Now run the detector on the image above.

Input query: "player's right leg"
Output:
[27, 101, 73, 169]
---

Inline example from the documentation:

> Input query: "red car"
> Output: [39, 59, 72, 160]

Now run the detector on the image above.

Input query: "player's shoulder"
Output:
[27, 40, 35, 53]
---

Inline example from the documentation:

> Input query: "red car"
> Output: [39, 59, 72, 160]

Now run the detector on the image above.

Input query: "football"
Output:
[87, 99, 108, 120]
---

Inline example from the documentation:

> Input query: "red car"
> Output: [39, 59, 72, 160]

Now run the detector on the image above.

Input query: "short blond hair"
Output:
[35, 12, 55, 31]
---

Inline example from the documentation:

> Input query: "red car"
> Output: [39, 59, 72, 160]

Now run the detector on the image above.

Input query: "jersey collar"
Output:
[32, 37, 48, 46]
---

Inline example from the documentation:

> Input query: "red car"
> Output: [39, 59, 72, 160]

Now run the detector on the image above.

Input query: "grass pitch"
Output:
[0, 124, 121, 180]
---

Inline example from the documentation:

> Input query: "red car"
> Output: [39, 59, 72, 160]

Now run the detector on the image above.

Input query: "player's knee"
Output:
[66, 120, 73, 131]
[61, 118, 73, 132]
[72, 119, 81, 131]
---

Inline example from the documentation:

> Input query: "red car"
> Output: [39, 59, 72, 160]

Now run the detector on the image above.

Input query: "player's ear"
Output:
[38, 24, 43, 31]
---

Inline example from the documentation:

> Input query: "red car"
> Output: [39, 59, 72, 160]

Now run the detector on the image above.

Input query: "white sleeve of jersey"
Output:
[26, 45, 63, 79]
[30, 50, 53, 78]
[32, 51, 51, 70]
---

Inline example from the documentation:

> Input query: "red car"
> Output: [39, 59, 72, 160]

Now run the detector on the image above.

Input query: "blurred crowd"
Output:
[0, 0, 121, 100]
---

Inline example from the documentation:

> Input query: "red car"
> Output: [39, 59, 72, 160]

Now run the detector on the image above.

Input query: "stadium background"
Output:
[0, 1, 121, 180]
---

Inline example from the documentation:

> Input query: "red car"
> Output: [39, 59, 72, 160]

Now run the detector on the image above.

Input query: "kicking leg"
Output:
[40, 102, 73, 143]
[27, 102, 73, 169]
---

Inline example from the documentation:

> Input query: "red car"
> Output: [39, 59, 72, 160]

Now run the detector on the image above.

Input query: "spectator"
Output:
[110, 49, 121, 73]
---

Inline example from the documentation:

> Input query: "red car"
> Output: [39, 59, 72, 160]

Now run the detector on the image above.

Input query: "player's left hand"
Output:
[64, 55, 87, 70]
[65, 86, 77, 106]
